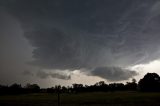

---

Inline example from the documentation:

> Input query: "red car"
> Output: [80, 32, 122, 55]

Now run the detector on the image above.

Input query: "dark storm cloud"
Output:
[91, 67, 138, 81]
[1, 0, 160, 80]
[37, 71, 71, 80]
[23, 70, 34, 76]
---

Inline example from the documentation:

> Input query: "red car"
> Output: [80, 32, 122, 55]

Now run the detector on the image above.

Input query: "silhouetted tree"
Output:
[0, 85, 9, 95]
[94, 81, 109, 92]
[2, 72, 160, 95]
[24, 83, 40, 93]
[10, 83, 21, 89]
[9, 83, 22, 94]
[72, 83, 83, 92]
[125, 79, 137, 91]
[47, 87, 55, 93]
[109, 83, 125, 91]
[61, 86, 68, 93]
[138, 73, 160, 92]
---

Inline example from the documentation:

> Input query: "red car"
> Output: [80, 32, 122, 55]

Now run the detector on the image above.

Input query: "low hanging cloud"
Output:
[91, 67, 138, 81]
[1, 0, 160, 81]
[22, 70, 34, 76]
[21, 0, 160, 71]
[36, 71, 71, 80]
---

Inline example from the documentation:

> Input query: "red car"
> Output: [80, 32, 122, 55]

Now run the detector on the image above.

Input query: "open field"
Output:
[0, 92, 160, 106]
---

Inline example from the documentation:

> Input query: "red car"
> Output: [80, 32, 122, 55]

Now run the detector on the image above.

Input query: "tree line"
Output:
[0, 73, 160, 95]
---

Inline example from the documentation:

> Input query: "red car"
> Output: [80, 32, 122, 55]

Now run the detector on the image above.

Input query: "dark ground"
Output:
[0, 91, 160, 106]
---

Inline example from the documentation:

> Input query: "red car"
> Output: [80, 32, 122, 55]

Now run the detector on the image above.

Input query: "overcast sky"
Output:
[1, 0, 160, 87]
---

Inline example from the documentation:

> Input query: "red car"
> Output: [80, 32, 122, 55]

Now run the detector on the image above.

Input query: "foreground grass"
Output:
[0, 91, 160, 106]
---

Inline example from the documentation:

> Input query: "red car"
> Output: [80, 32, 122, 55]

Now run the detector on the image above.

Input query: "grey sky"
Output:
[1, 0, 160, 87]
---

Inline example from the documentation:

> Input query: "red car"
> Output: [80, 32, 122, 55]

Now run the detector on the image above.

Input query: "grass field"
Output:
[0, 91, 160, 106]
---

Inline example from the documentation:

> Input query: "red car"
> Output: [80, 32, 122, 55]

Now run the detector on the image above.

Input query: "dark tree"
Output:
[72, 83, 83, 92]
[0, 85, 9, 95]
[125, 79, 137, 91]
[138, 73, 160, 92]
[47, 87, 55, 93]
[109, 83, 125, 91]
[10, 83, 22, 89]
[24, 83, 40, 93]
[9, 83, 22, 94]
[94, 81, 109, 92]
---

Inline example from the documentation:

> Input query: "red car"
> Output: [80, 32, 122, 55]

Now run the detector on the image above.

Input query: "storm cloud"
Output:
[1, 0, 160, 81]
[37, 71, 71, 80]
[22, 1, 160, 70]
[91, 67, 138, 81]
[23, 70, 34, 76]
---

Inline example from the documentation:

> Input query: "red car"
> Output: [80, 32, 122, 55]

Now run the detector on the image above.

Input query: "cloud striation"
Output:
[1, 0, 160, 81]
